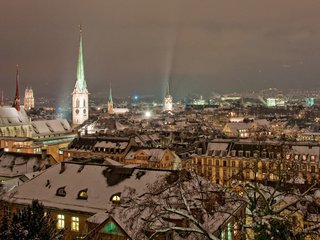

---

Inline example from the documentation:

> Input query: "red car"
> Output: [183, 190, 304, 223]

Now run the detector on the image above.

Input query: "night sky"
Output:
[1, 0, 320, 101]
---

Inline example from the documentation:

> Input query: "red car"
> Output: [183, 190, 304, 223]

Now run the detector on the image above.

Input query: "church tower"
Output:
[72, 26, 89, 126]
[163, 81, 173, 111]
[13, 65, 21, 111]
[107, 87, 114, 114]
[24, 87, 34, 110]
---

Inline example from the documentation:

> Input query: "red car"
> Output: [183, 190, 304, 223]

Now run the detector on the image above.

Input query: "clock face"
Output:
[75, 109, 79, 114]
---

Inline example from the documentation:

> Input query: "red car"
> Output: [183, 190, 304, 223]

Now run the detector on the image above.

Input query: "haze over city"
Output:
[1, 0, 320, 100]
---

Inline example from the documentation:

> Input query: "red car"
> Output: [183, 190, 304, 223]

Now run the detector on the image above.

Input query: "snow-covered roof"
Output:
[94, 141, 128, 149]
[206, 142, 230, 156]
[0, 107, 30, 126]
[3, 162, 171, 214]
[125, 148, 166, 162]
[113, 108, 129, 114]
[223, 122, 251, 133]
[0, 152, 42, 178]
[31, 119, 71, 136]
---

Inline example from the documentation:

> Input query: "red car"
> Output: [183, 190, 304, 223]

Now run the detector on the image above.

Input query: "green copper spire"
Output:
[108, 86, 113, 102]
[76, 25, 87, 91]
[166, 80, 170, 96]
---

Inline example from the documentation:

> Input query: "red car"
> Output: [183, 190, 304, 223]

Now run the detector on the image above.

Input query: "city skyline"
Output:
[1, 1, 320, 100]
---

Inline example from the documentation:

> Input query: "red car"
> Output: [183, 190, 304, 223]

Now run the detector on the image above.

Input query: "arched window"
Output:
[76, 98, 80, 108]
[83, 99, 86, 107]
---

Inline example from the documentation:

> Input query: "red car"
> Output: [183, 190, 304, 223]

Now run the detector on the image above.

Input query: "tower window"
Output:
[76, 99, 80, 108]
[83, 99, 86, 107]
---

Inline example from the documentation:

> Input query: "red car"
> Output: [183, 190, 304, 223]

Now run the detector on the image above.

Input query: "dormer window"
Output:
[46, 123, 54, 133]
[110, 193, 121, 204]
[60, 121, 69, 131]
[32, 124, 39, 134]
[77, 189, 88, 200]
[56, 187, 66, 197]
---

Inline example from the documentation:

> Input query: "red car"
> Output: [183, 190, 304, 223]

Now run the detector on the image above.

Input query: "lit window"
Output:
[227, 222, 232, 240]
[111, 194, 121, 204]
[71, 216, 80, 232]
[78, 189, 88, 200]
[220, 229, 225, 240]
[57, 214, 65, 229]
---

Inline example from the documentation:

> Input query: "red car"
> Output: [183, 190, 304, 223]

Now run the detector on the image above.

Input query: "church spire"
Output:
[72, 25, 89, 126]
[13, 64, 20, 111]
[107, 83, 114, 114]
[166, 80, 170, 96]
[75, 24, 87, 91]
[109, 85, 113, 103]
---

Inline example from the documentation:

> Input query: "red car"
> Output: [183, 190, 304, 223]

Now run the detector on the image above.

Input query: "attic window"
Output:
[32, 124, 39, 134]
[46, 123, 54, 133]
[56, 187, 66, 197]
[60, 122, 69, 131]
[77, 189, 88, 200]
[110, 193, 121, 204]
[136, 171, 146, 179]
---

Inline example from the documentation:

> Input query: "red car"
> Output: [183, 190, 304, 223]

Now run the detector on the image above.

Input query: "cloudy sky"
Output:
[1, 0, 320, 100]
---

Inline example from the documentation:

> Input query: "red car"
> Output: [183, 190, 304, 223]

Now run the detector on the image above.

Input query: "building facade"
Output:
[192, 140, 319, 186]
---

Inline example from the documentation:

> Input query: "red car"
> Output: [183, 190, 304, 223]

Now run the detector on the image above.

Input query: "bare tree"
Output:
[231, 168, 320, 240]
[118, 170, 244, 240]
